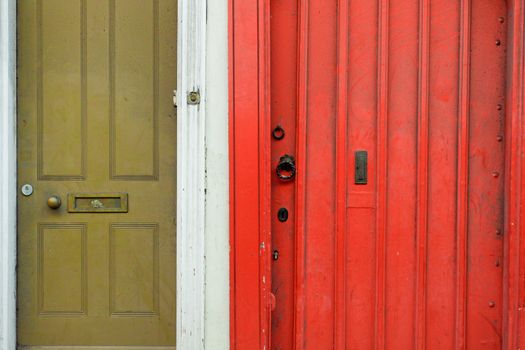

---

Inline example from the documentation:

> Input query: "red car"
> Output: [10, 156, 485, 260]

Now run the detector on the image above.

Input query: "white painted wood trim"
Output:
[0, 0, 17, 349]
[204, 0, 229, 348]
[177, 0, 207, 348]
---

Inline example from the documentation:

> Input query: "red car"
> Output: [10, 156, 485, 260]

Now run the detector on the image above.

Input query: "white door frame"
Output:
[0, 0, 228, 348]
[0, 0, 17, 348]
[177, 0, 207, 348]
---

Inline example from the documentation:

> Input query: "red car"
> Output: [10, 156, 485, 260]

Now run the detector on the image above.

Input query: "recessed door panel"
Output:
[109, 223, 159, 316]
[17, 0, 177, 347]
[110, 0, 159, 180]
[38, 0, 86, 180]
[38, 223, 87, 316]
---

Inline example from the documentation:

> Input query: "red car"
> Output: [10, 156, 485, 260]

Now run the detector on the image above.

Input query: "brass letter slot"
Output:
[67, 193, 128, 213]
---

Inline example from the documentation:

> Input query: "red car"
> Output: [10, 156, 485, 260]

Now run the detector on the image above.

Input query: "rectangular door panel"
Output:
[38, 0, 86, 180]
[38, 223, 87, 316]
[110, 0, 159, 180]
[109, 223, 159, 316]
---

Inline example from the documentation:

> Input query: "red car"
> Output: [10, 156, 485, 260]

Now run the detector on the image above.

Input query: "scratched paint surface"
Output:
[270, 0, 507, 349]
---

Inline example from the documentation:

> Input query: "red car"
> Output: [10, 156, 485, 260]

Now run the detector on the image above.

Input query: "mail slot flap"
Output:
[68, 193, 128, 213]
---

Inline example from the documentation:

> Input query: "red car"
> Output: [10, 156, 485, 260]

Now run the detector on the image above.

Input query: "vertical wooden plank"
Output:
[301, 0, 338, 346]
[467, 0, 506, 347]
[233, 0, 261, 345]
[455, 0, 471, 348]
[229, 0, 271, 347]
[385, 0, 418, 347]
[426, 1, 460, 348]
[505, 0, 525, 349]
[375, 0, 389, 348]
[415, 0, 430, 348]
[258, 0, 272, 348]
[294, 0, 309, 348]
[334, 0, 349, 348]
[269, 0, 299, 347]
[346, 0, 378, 347]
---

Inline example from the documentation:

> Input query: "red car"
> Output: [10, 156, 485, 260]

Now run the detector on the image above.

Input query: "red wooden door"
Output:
[230, 0, 525, 349]
[270, 0, 507, 349]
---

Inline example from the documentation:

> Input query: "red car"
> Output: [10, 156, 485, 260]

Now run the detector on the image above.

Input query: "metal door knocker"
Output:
[276, 154, 296, 181]
[272, 125, 285, 140]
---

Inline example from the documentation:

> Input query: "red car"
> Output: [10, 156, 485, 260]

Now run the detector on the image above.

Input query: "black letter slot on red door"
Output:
[355, 151, 368, 185]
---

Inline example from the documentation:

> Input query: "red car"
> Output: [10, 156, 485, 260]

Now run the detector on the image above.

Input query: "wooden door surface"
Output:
[270, 0, 507, 348]
[17, 0, 177, 347]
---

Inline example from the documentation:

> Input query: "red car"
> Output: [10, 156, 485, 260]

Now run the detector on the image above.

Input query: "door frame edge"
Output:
[177, 0, 207, 348]
[0, 0, 17, 348]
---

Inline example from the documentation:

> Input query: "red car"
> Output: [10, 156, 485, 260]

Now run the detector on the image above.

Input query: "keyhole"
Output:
[277, 208, 288, 222]
[273, 250, 279, 261]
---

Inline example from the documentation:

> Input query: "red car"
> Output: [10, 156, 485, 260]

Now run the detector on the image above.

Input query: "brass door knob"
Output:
[47, 195, 62, 209]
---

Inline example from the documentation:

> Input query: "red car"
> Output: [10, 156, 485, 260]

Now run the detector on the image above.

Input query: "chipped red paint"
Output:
[230, 0, 525, 349]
